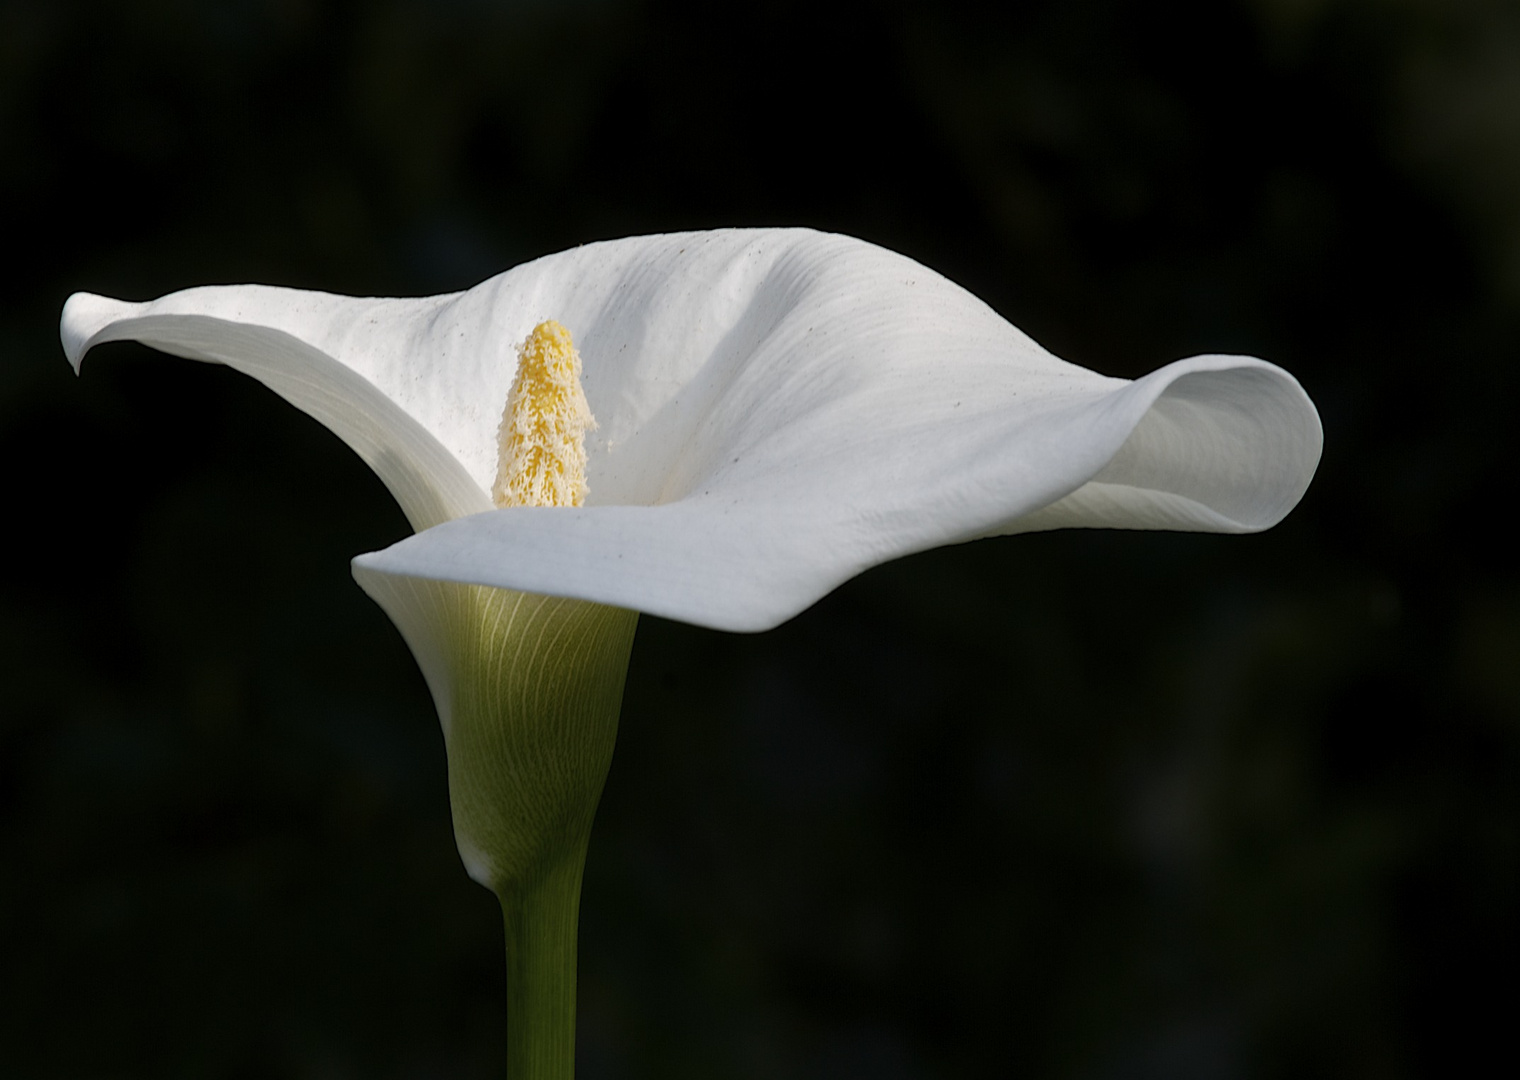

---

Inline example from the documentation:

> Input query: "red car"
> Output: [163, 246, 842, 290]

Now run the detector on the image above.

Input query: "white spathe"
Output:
[61, 228, 1321, 632]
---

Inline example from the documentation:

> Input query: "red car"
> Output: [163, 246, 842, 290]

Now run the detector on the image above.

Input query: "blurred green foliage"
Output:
[1, 0, 1515, 1076]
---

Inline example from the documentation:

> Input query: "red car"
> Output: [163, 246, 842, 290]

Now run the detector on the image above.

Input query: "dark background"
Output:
[2, 0, 1516, 1076]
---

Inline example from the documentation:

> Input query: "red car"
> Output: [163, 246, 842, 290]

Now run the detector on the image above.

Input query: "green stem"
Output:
[501, 855, 588, 1080]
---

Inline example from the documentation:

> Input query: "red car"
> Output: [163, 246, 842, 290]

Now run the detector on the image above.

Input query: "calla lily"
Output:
[61, 227, 1321, 1077]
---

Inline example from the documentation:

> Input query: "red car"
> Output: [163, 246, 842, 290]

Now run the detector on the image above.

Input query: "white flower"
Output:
[60, 228, 1321, 634]
[61, 227, 1321, 1075]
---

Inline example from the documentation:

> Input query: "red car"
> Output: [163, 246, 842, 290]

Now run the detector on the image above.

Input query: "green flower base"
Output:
[354, 569, 638, 1080]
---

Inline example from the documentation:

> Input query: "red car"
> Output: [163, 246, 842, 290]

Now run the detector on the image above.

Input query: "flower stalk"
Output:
[499, 858, 589, 1080]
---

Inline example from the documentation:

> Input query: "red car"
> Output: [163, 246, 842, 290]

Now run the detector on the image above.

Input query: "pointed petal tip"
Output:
[60, 292, 137, 371]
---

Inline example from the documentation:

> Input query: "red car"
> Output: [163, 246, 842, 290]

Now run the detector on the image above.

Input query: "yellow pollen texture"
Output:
[492, 319, 596, 508]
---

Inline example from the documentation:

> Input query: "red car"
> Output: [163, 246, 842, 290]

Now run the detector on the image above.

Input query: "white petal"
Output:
[60, 290, 491, 530]
[353, 354, 1318, 632]
[63, 228, 1321, 632]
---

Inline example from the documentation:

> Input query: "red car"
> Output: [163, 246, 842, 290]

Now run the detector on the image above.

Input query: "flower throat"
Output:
[493, 320, 596, 509]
